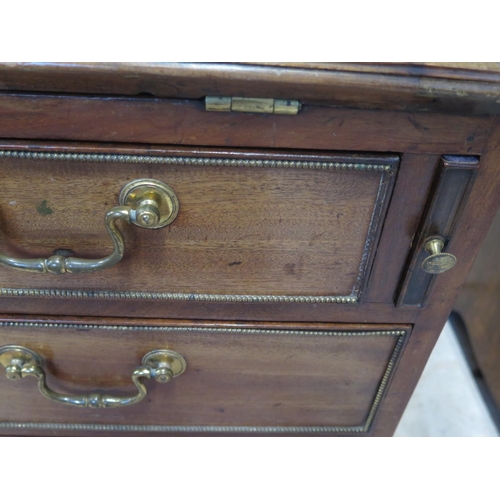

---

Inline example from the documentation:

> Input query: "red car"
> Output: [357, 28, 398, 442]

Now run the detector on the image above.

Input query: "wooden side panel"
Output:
[0, 319, 409, 434]
[453, 205, 500, 411]
[373, 120, 500, 436]
[365, 153, 440, 303]
[398, 156, 479, 306]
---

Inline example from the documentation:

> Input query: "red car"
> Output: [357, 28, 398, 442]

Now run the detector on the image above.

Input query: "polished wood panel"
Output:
[0, 145, 395, 302]
[1, 62, 500, 114]
[0, 94, 491, 154]
[0, 298, 420, 324]
[0, 318, 410, 434]
[250, 63, 500, 79]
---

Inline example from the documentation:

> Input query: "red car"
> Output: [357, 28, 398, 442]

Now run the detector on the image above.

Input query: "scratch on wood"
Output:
[407, 116, 430, 132]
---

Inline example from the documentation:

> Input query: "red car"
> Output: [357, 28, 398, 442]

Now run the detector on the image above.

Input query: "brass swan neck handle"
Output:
[0, 345, 187, 408]
[0, 179, 179, 274]
[0, 207, 131, 274]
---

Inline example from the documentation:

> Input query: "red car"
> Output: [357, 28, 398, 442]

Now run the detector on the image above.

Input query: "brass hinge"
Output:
[205, 96, 301, 115]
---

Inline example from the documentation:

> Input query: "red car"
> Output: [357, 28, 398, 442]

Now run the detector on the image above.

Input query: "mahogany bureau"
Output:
[0, 62, 499, 436]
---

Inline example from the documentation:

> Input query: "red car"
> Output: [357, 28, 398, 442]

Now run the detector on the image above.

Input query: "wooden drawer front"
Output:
[0, 146, 398, 306]
[0, 319, 410, 435]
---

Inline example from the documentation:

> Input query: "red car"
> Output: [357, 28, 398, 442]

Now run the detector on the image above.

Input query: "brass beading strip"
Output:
[0, 321, 405, 337]
[362, 334, 406, 431]
[0, 422, 365, 434]
[0, 288, 357, 303]
[0, 150, 394, 172]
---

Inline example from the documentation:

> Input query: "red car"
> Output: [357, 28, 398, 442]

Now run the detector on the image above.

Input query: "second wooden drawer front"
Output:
[0, 318, 410, 435]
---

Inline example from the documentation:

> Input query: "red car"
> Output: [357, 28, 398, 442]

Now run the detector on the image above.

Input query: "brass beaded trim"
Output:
[0, 322, 408, 434]
[363, 334, 405, 431]
[0, 288, 357, 303]
[0, 150, 394, 172]
[0, 422, 365, 434]
[0, 321, 406, 337]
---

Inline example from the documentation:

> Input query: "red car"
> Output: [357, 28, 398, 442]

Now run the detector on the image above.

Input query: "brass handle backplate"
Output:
[421, 236, 457, 274]
[0, 179, 179, 274]
[0, 345, 187, 408]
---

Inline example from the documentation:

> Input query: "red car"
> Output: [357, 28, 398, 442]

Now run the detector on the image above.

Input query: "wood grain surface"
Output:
[0, 94, 491, 155]
[0, 317, 409, 434]
[0, 145, 395, 301]
[248, 63, 500, 79]
[0, 298, 420, 324]
[1, 63, 499, 437]
[1, 62, 500, 114]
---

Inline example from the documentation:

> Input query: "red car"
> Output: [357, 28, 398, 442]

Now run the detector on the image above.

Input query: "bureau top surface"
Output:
[1, 62, 500, 115]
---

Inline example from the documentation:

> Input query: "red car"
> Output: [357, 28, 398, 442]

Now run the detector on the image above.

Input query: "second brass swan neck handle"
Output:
[0, 179, 179, 274]
[0, 345, 187, 408]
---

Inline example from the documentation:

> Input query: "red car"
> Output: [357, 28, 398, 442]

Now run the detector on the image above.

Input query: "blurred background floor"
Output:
[394, 321, 499, 437]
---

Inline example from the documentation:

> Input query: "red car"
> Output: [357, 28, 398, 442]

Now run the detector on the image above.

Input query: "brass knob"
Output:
[5, 363, 22, 380]
[421, 237, 457, 274]
[154, 366, 174, 383]
[135, 199, 161, 228]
